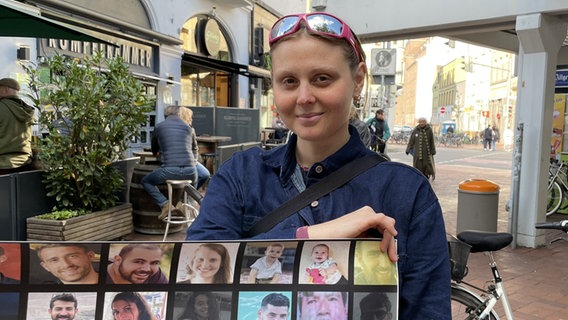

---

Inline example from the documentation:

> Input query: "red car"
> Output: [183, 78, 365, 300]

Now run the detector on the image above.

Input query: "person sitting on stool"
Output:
[142, 106, 197, 219]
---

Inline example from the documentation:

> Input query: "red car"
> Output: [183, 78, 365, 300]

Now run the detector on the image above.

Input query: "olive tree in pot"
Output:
[22, 52, 154, 241]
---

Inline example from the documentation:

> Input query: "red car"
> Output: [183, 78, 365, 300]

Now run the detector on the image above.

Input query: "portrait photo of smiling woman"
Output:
[176, 243, 239, 284]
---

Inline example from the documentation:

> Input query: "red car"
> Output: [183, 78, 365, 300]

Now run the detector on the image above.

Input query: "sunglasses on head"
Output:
[269, 13, 363, 63]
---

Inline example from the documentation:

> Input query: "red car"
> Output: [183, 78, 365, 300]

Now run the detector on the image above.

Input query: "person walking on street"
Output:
[367, 109, 390, 153]
[406, 117, 436, 180]
[491, 125, 500, 151]
[349, 107, 371, 148]
[483, 125, 493, 151]
[0, 78, 36, 175]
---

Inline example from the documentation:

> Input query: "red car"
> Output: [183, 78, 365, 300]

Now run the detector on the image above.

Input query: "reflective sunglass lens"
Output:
[271, 16, 300, 39]
[306, 15, 343, 35]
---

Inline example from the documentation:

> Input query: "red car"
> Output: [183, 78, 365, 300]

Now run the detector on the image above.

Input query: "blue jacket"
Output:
[186, 126, 451, 319]
[152, 115, 196, 167]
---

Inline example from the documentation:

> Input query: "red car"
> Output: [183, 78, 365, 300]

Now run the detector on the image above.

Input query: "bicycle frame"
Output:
[454, 251, 514, 319]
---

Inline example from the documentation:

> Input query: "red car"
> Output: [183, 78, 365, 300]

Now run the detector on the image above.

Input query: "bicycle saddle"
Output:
[457, 230, 513, 253]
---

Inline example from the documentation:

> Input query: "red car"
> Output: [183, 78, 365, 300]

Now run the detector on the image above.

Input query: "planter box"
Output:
[26, 203, 133, 241]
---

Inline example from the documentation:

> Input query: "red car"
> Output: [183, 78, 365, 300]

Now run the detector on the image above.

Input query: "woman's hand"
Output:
[306, 206, 398, 262]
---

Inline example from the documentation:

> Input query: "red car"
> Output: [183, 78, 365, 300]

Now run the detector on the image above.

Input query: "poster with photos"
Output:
[0, 239, 398, 320]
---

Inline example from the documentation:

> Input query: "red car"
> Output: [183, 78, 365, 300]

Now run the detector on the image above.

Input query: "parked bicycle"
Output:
[546, 159, 568, 216]
[449, 230, 514, 319]
[535, 220, 568, 243]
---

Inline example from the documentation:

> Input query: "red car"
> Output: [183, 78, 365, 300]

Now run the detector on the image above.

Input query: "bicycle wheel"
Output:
[546, 180, 563, 216]
[451, 286, 499, 320]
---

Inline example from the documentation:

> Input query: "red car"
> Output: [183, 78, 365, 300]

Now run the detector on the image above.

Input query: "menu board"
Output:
[0, 239, 398, 320]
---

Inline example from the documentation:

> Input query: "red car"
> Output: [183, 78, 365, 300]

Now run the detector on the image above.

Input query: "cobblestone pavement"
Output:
[125, 144, 568, 319]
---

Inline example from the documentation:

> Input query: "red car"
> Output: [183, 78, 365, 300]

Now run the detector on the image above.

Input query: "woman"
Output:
[110, 292, 157, 320]
[186, 12, 450, 318]
[406, 117, 436, 180]
[179, 243, 232, 284]
[177, 292, 220, 320]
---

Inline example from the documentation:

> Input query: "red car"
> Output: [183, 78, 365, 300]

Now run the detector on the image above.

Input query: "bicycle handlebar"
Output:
[535, 220, 568, 233]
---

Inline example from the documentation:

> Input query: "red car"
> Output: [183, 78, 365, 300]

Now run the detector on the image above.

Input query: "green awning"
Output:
[0, 0, 114, 44]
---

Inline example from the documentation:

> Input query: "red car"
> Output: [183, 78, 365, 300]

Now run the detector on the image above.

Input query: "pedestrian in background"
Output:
[186, 11, 450, 318]
[406, 117, 436, 180]
[0, 78, 36, 175]
[349, 107, 371, 148]
[367, 109, 390, 153]
[483, 125, 493, 151]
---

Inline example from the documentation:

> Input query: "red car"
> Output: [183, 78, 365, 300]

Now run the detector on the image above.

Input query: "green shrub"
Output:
[22, 52, 154, 213]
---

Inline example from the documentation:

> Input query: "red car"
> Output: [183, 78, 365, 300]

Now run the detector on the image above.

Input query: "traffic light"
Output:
[459, 57, 472, 72]
[507, 105, 513, 115]
[253, 27, 264, 67]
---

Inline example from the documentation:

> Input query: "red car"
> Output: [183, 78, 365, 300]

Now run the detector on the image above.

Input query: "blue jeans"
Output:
[196, 162, 210, 189]
[141, 166, 197, 207]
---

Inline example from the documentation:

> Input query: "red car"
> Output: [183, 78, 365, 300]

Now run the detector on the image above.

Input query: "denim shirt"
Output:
[186, 126, 451, 319]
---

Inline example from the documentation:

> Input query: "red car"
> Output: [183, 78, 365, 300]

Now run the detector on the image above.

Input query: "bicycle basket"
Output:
[447, 237, 472, 282]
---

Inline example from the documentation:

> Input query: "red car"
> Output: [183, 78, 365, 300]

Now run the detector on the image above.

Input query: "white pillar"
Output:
[513, 14, 567, 247]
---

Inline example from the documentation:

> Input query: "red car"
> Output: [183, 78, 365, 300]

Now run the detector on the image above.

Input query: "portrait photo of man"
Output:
[354, 241, 398, 285]
[30, 243, 101, 284]
[353, 292, 396, 320]
[26, 292, 97, 320]
[0, 244, 20, 284]
[237, 291, 292, 320]
[106, 243, 173, 284]
[297, 291, 348, 320]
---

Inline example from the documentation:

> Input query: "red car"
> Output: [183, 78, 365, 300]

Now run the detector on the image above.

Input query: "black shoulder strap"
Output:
[244, 153, 388, 238]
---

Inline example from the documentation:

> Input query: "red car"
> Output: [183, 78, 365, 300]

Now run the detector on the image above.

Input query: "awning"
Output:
[0, 0, 114, 45]
[183, 53, 249, 76]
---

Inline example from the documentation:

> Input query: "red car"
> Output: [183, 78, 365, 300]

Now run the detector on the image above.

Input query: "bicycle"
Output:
[449, 230, 514, 319]
[546, 159, 568, 216]
[535, 220, 568, 243]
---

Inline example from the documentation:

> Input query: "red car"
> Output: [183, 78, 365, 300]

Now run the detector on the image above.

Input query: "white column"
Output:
[513, 13, 567, 247]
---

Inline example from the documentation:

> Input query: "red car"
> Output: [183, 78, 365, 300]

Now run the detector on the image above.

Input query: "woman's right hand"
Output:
[305, 206, 398, 262]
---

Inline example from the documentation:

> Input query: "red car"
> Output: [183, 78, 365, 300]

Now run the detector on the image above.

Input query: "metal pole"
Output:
[510, 122, 523, 248]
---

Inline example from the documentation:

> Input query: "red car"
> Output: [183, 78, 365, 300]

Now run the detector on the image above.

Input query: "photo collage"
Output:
[0, 239, 398, 320]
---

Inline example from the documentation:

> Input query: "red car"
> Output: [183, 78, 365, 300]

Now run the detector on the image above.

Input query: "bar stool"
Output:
[163, 179, 199, 241]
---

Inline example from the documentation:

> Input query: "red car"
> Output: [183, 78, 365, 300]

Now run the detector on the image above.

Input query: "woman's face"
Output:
[193, 294, 210, 319]
[271, 33, 365, 144]
[191, 247, 222, 283]
[112, 300, 140, 320]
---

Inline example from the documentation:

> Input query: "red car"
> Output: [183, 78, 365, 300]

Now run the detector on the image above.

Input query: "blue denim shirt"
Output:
[186, 127, 451, 319]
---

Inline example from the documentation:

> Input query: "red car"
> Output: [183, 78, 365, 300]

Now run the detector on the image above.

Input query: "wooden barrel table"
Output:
[129, 163, 186, 235]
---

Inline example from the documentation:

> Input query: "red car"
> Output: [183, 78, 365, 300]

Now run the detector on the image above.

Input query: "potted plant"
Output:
[22, 52, 154, 241]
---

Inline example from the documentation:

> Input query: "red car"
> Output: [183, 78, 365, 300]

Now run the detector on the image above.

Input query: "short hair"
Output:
[50, 293, 78, 310]
[312, 243, 330, 253]
[261, 293, 290, 309]
[36, 244, 92, 261]
[117, 244, 162, 259]
[267, 243, 284, 250]
[298, 291, 347, 311]
[376, 109, 384, 115]
[360, 292, 391, 312]
[164, 105, 180, 117]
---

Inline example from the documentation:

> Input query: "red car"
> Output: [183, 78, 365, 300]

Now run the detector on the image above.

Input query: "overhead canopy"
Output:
[0, 0, 114, 44]
[182, 53, 250, 76]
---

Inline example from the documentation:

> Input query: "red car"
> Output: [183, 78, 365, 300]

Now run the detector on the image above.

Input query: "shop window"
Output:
[180, 15, 234, 107]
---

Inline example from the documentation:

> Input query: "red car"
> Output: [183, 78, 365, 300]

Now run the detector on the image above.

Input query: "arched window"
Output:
[180, 15, 235, 107]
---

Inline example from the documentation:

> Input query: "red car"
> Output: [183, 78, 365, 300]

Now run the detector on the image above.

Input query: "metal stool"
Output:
[163, 179, 199, 241]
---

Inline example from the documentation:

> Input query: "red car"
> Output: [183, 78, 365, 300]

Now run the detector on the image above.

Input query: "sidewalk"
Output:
[124, 146, 568, 319]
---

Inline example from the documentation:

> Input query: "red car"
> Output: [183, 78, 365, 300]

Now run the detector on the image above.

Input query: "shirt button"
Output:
[310, 200, 319, 207]
[315, 165, 323, 173]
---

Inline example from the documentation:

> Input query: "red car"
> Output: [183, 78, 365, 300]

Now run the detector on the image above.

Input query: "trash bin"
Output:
[456, 179, 500, 234]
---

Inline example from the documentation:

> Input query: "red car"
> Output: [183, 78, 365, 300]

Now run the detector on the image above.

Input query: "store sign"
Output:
[556, 69, 568, 87]
[40, 37, 155, 73]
